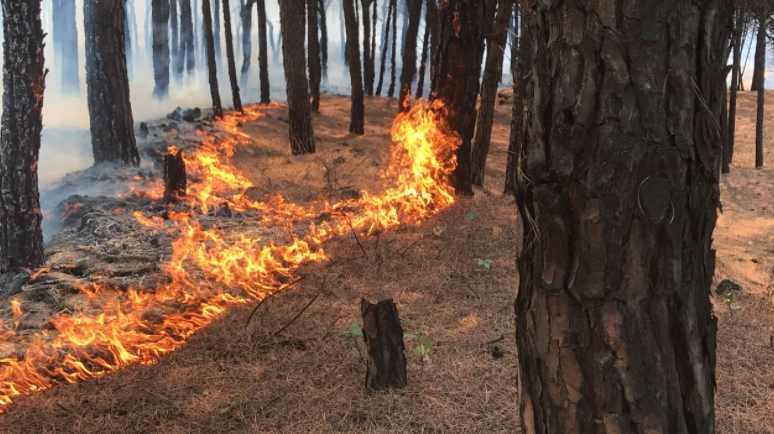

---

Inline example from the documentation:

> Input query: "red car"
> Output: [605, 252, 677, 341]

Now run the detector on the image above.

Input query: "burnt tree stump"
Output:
[360, 298, 407, 390]
[163, 150, 187, 203]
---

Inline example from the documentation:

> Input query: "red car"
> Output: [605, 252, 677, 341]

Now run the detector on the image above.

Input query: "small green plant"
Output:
[475, 258, 494, 269]
[466, 211, 481, 221]
[724, 291, 741, 312]
[219, 391, 249, 414]
[404, 327, 433, 364]
[339, 318, 364, 344]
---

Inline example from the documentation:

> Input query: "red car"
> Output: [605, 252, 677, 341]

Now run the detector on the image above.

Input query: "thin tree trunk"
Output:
[61, 0, 80, 95]
[340, 1, 347, 66]
[375, 0, 393, 96]
[152, 0, 171, 99]
[397, 0, 422, 111]
[514, 1, 730, 432]
[361, 0, 373, 95]
[727, 0, 745, 168]
[240, 0, 255, 85]
[721, 77, 730, 173]
[52, 0, 62, 69]
[85, 0, 141, 166]
[213, 0, 221, 58]
[279, 0, 316, 154]
[257, 0, 271, 103]
[202, 0, 224, 118]
[414, 0, 431, 100]
[343, 0, 365, 134]
[755, 5, 766, 168]
[387, 0, 398, 97]
[0, 0, 46, 271]
[429, 0, 483, 196]
[369, 0, 377, 93]
[319, 0, 329, 81]
[223, 0, 243, 111]
[171, 0, 181, 79]
[470, 0, 512, 186]
[181, 0, 196, 74]
[308, 0, 322, 112]
[504, 3, 526, 196]
[268, 19, 277, 63]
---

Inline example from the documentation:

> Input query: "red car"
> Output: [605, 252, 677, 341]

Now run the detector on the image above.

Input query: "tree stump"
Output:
[163, 150, 187, 203]
[360, 298, 407, 390]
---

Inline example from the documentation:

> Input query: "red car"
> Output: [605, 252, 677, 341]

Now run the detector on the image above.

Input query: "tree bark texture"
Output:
[163, 149, 187, 203]
[0, 0, 46, 271]
[257, 0, 271, 104]
[59, 0, 80, 95]
[514, 1, 731, 433]
[180, 0, 196, 75]
[343, 0, 365, 135]
[429, 0, 484, 196]
[361, 298, 408, 391]
[504, 3, 528, 197]
[152, 0, 171, 99]
[85, 0, 141, 166]
[240, 0, 254, 85]
[397, 0, 422, 111]
[202, 0, 224, 118]
[360, 0, 374, 95]
[308, 0, 322, 112]
[470, 0, 512, 186]
[223, 0, 243, 112]
[279, 0, 316, 154]
[755, 5, 765, 168]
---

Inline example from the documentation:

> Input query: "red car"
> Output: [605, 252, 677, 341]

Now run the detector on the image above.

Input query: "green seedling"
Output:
[724, 291, 741, 312]
[475, 258, 494, 269]
[339, 318, 364, 345]
[466, 211, 481, 221]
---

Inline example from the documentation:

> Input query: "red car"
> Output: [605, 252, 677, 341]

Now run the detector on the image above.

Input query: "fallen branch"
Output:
[272, 277, 325, 336]
[339, 213, 369, 259]
[245, 277, 304, 326]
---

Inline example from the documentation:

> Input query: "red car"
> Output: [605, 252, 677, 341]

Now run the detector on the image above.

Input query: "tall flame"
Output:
[0, 100, 459, 409]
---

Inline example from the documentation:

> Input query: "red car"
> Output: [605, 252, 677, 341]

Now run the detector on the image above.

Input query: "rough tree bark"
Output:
[279, 0, 316, 154]
[240, 0, 254, 85]
[727, 0, 746, 170]
[318, 0, 329, 81]
[256, 0, 271, 103]
[360, 0, 374, 95]
[152, 0, 171, 99]
[0, 0, 46, 271]
[375, 0, 394, 96]
[222, 0, 243, 112]
[514, 1, 731, 432]
[85, 0, 141, 166]
[755, 4, 766, 168]
[180, 0, 196, 74]
[343, 0, 366, 134]
[202, 0, 224, 118]
[60, 0, 80, 95]
[429, 0, 484, 196]
[361, 298, 408, 390]
[308, 0, 322, 112]
[163, 150, 187, 203]
[397, 0, 422, 111]
[504, 3, 528, 196]
[170, 0, 181, 79]
[470, 0, 512, 186]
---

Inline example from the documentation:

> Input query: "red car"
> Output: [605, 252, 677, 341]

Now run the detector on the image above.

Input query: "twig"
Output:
[339, 212, 369, 259]
[245, 277, 304, 326]
[484, 334, 505, 346]
[272, 277, 325, 337]
[398, 234, 427, 257]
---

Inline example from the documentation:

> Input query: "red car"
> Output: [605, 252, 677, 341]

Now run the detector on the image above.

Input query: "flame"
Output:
[0, 100, 458, 410]
[61, 202, 81, 218]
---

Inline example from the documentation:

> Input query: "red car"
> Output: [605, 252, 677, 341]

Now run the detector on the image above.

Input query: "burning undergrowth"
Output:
[0, 100, 461, 410]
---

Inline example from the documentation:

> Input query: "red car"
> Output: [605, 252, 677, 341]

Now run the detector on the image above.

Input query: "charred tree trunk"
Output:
[308, 0, 322, 112]
[170, 0, 181, 79]
[202, 0, 224, 118]
[755, 5, 766, 168]
[163, 150, 187, 203]
[257, 0, 271, 103]
[387, 0, 398, 97]
[360, 0, 374, 95]
[180, 0, 196, 74]
[279, 0, 316, 154]
[152, 0, 171, 99]
[414, 0, 431, 100]
[397, 0, 422, 111]
[728, 0, 746, 168]
[343, 0, 365, 134]
[0, 0, 46, 271]
[240, 0, 254, 85]
[361, 298, 408, 390]
[429, 0, 483, 196]
[514, 1, 731, 432]
[318, 0, 329, 81]
[375, 0, 393, 96]
[504, 4, 527, 196]
[470, 0, 512, 186]
[223, 0, 243, 112]
[85, 0, 141, 166]
[60, 0, 80, 95]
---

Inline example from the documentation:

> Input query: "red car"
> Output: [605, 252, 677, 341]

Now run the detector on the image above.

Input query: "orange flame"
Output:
[0, 100, 458, 410]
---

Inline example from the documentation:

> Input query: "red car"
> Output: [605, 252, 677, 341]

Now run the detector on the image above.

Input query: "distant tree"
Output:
[751, 7, 766, 92]
[375, 0, 394, 96]
[240, 0, 255, 85]
[414, 0, 433, 100]
[170, 0, 181, 79]
[369, 0, 377, 92]
[213, 0, 221, 58]
[180, 0, 196, 74]
[727, 0, 747, 171]
[257, 0, 271, 103]
[361, 0, 374, 95]
[152, 0, 171, 99]
[343, 0, 366, 134]
[279, 0, 316, 154]
[398, 0, 422, 111]
[429, 0, 484, 196]
[60, 0, 80, 95]
[0, 0, 46, 271]
[223, 0, 243, 112]
[308, 0, 322, 112]
[202, 0, 224, 118]
[318, 0, 329, 80]
[84, 0, 141, 166]
[755, 4, 766, 168]
[470, 0, 512, 186]
[387, 0, 398, 97]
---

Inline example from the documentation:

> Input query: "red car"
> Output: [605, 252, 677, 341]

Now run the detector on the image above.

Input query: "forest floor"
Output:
[0, 92, 772, 433]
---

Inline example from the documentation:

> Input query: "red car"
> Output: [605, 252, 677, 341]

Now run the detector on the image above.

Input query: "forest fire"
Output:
[0, 100, 459, 410]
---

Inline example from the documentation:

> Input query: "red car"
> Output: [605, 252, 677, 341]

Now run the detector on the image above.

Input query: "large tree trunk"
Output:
[343, 0, 365, 134]
[308, 0, 322, 112]
[256, 0, 271, 103]
[755, 6, 766, 168]
[279, 0, 316, 154]
[0, 0, 46, 271]
[223, 0, 243, 112]
[170, 0, 181, 79]
[727, 0, 746, 169]
[318, 0, 329, 81]
[240, 0, 254, 85]
[514, 1, 731, 432]
[85, 0, 141, 166]
[180, 0, 196, 74]
[397, 0, 422, 111]
[60, 0, 80, 95]
[152, 0, 171, 99]
[470, 0, 511, 186]
[429, 0, 484, 196]
[375, 0, 393, 96]
[202, 0, 224, 118]
[504, 3, 527, 197]
[360, 0, 374, 95]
